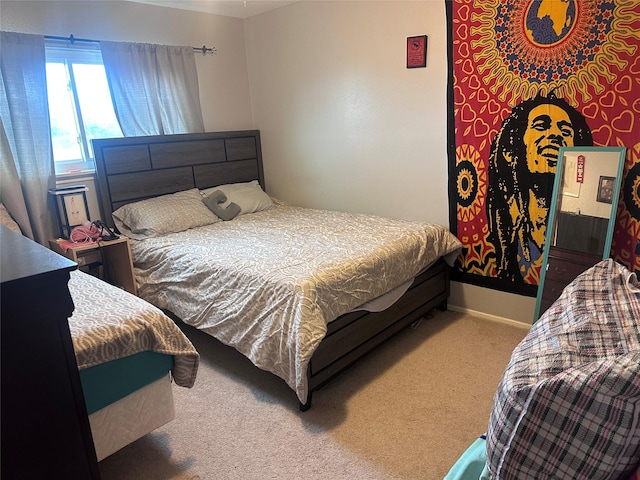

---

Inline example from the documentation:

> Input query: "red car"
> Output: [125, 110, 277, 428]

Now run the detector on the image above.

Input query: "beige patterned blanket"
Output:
[130, 203, 462, 402]
[68, 270, 199, 388]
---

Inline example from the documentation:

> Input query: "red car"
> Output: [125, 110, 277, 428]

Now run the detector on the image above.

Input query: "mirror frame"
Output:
[533, 146, 627, 322]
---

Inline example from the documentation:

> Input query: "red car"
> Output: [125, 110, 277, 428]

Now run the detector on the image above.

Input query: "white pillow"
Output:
[200, 180, 273, 216]
[112, 188, 220, 239]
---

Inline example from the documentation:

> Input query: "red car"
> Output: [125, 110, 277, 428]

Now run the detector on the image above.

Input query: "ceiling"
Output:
[125, 0, 298, 19]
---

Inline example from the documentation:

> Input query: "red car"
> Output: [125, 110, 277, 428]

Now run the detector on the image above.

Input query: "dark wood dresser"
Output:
[538, 245, 602, 316]
[1, 226, 100, 479]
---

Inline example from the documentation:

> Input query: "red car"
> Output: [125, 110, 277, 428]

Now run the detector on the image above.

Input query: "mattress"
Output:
[66, 269, 199, 460]
[79, 350, 173, 414]
[130, 202, 461, 403]
[89, 375, 175, 461]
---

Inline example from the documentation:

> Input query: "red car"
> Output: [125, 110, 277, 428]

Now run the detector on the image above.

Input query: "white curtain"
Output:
[0, 31, 56, 243]
[101, 41, 205, 136]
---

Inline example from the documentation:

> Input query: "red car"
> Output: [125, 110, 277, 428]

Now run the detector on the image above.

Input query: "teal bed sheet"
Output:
[79, 351, 173, 415]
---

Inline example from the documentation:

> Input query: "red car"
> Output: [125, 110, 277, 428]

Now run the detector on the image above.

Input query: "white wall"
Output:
[1, 0, 534, 325]
[244, 1, 534, 324]
[245, 1, 450, 225]
[560, 151, 621, 218]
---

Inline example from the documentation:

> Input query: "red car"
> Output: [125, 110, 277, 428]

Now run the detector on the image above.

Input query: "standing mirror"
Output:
[533, 146, 627, 322]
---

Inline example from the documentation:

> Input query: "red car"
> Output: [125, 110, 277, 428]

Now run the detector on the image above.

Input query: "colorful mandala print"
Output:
[455, 144, 494, 277]
[450, 0, 640, 294]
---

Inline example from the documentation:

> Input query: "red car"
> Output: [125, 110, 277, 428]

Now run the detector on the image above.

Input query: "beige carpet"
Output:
[98, 310, 529, 480]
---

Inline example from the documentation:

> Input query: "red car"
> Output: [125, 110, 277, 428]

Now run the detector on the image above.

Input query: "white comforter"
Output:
[130, 203, 462, 403]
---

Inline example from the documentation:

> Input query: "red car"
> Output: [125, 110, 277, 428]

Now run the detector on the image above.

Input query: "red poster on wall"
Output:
[406, 35, 427, 68]
[577, 155, 585, 184]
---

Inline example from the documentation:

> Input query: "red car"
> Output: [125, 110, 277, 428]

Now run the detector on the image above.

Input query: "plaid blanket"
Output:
[486, 259, 640, 480]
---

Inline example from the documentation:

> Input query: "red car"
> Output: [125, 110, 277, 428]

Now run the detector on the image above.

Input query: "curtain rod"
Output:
[44, 34, 217, 55]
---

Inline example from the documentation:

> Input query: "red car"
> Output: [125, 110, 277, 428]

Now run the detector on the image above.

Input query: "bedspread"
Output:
[130, 203, 462, 403]
[67, 270, 199, 388]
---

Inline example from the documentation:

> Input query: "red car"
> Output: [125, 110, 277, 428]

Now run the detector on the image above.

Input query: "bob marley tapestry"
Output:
[446, 0, 640, 296]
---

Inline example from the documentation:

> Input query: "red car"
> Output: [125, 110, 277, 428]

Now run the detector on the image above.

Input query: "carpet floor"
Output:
[98, 309, 528, 480]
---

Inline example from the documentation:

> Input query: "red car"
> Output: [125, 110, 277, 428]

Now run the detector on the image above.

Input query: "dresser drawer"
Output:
[546, 256, 597, 284]
[541, 277, 574, 302]
[540, 247, 603, 316]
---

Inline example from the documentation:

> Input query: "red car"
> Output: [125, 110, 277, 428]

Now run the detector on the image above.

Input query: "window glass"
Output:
[46, 62, 83, 162]
[72, 63, 122, 159]
[45, 43, 123, 175]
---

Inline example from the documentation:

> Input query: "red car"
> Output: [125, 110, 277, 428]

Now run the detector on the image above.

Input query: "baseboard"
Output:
[448, 304, 531, 330]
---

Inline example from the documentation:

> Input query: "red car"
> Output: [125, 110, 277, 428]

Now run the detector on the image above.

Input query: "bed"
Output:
[92, 129, 462, 410]
[0, 203, 199, 461]
[444, 258, 640, 480]
[68, 268, 199, 461]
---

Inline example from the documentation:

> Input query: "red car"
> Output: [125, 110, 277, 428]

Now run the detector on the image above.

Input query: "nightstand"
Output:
[49, 237, 137, 295]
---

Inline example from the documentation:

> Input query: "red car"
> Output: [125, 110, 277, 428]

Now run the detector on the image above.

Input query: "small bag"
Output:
[69, 220, 118, 243]
[91, 220, 119, 241]
[69, 221, 101, 243]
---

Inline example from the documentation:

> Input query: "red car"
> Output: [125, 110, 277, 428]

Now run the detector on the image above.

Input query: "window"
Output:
[45, 42, 122, 175]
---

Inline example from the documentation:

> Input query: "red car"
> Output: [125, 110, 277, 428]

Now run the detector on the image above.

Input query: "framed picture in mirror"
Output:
[597, 175, 615, 204]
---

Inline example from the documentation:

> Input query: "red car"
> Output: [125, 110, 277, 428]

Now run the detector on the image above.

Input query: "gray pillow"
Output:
[200, 180, 273, 216]
[112, 188, 220, 239]
[203, 190, 241, 221]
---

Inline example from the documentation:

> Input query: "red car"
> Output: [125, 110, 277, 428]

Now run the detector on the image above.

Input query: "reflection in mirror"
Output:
[533, 146, 626, 322]
[553, 150, 620, 255]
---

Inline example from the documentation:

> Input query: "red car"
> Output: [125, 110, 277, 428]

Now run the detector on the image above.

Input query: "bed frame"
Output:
[93, 130, 450, 410]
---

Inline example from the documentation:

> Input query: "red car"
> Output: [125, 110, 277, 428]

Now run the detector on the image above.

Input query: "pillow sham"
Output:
[200, 180, 273, 216]
[112, 188, 220, 240]
[486, 259, 640, 480]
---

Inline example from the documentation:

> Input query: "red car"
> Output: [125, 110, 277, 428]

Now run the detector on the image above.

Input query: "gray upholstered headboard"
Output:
[93, 130, 264, 228]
